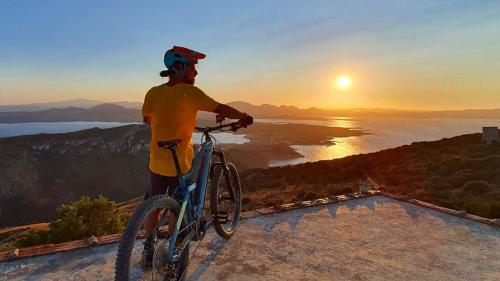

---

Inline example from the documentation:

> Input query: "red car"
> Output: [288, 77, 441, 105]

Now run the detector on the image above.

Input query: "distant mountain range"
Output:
[0, 99, 142, 112]
[226, 101, 500, 119]
[0, 104, 141, 123]
[1, 100, 500, 123]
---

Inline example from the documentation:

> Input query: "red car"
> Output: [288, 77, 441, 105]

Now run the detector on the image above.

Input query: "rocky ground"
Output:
[1, 196, 499, 281]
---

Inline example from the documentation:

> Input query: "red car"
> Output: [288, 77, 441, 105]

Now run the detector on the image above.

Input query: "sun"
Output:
[335, 75, 352, 90]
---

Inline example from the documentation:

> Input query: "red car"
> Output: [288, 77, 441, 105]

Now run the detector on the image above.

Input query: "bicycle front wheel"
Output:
[114, 195, 189, 281]
[210, 162, 242, 238]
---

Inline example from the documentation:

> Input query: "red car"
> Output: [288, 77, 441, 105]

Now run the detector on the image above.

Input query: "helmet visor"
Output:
[172, 46, 206, 64]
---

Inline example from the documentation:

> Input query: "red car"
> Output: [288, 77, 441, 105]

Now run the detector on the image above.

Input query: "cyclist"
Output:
[141, 46, 253, 267]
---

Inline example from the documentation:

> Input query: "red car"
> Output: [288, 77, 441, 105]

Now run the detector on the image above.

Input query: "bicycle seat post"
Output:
[157, 140, 184, 184]
[168, 147, 183, 180]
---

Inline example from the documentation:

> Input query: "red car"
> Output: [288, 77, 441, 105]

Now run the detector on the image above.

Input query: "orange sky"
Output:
[1, 1, 500, 110]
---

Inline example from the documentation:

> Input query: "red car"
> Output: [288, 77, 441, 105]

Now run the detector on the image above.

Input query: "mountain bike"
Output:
[115, 118, 248, 281]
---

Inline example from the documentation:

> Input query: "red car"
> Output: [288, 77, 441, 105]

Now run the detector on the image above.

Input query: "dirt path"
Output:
[1, 196, 499, 281]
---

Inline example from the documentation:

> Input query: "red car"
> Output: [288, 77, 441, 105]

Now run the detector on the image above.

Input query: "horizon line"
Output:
[1, 99, 500, 113]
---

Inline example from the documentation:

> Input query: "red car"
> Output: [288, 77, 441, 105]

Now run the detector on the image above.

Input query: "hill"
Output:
[1, 120, 498, 228]
[0, 122, 363, 227]
[240, 134, 500, 219]
[0, 104, 141, 123]
[0, 99, 142, 112]
[227, 101, 500, 119]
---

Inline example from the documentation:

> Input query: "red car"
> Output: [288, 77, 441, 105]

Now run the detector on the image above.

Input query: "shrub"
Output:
[302, 191, 317, 201]
[296, 191, 306, 200]
[334, 187, 353, 195]
[15, 195, 127, 247]
[489, 202, 500, 219]
[448, 172, 473, 187]
[384, 174, 405, 185]
[16, 230, 49, 248]
[462, 180, 490, 195]
[461, 196, 490, 217]
[48, 195, 126, 243]
[430, 188, 452, 199]
[428, 178, 454, 191]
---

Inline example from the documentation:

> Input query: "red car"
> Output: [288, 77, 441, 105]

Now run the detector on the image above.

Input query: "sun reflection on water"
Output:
[268, 117, 495, 167]
[270, 136, 366, 166]
[326, 117, 355, 129]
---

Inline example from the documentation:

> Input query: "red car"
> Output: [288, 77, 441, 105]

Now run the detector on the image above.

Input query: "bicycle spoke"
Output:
[115, 195, 189, 281]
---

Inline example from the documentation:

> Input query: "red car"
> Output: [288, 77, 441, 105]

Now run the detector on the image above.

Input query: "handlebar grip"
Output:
[238, 115, 254, 128]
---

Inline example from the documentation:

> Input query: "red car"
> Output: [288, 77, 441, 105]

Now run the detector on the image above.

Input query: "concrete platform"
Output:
[1, 195, 499, 281]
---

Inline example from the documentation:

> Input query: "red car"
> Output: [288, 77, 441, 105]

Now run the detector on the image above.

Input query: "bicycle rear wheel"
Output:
[210, 162, 241, 238]
[114, 195, 189, 281]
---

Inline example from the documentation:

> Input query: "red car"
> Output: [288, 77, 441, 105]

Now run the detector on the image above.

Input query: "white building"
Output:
[482, 127, 499, 144]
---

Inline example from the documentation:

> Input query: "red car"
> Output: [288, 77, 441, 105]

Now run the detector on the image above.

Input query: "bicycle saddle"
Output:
[157, 139, 182, 150]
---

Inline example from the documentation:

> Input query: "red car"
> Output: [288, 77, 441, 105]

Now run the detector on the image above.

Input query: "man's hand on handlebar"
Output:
[237, 113, 253, 128]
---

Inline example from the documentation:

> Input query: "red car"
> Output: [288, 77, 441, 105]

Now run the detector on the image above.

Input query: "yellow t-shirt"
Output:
[142, 83, 219, 176]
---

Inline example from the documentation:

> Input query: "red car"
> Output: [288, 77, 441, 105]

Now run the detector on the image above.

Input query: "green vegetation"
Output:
[5, 133, 499, 251]
[365, 135, 500, 219]
[16, 230, 48, 248]
[463, 180, 490, 195]
[240, 134, 500, 219]
[16, 195, 128, 248]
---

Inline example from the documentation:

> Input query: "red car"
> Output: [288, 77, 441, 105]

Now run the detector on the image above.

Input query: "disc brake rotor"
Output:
[152, 240, 174, 279]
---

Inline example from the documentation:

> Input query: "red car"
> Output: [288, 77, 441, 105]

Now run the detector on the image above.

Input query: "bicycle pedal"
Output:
[215, 211, 229, 224]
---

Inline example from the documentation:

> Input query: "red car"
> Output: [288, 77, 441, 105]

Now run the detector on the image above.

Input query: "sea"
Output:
[262, 117, 500, 166]
[0, 121, 249, 144]
[1, 118, 498, 166]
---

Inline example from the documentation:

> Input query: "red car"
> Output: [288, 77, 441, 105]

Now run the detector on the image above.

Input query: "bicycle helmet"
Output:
[163, 46, 206, 69]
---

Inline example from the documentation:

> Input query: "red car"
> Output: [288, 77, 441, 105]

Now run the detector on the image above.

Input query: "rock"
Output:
[86, 236, 99, 246]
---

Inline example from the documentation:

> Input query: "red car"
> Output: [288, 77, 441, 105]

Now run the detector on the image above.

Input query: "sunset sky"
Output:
[1, 1, 499, 110]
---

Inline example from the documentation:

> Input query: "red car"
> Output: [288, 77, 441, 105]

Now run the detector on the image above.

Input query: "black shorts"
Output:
[144, 171, 179, 200]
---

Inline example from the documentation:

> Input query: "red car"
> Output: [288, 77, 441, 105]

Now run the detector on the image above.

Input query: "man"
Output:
[141, 46, 252, 267]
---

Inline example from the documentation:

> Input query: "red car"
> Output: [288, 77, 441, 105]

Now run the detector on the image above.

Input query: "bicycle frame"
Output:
[156, 120, 244, 265]
[165, 135, 215, 261]
[114, 120, 247, 280]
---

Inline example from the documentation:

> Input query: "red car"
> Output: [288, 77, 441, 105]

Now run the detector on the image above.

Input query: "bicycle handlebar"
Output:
[195, 121, 245, 133]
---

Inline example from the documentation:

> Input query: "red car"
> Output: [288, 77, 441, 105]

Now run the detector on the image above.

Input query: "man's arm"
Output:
[192, 87, 252, 125]
[213, 104, 253, 127]
[213, 104, 246, 119]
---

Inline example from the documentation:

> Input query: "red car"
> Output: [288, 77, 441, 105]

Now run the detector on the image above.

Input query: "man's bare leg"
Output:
[144, 210, 175, 238]
[144, 210, 161, 238]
